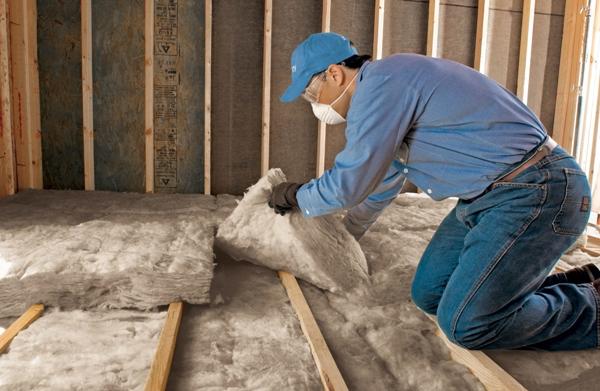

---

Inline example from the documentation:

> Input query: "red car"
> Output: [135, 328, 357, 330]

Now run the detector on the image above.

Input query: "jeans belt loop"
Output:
[494, 136, 558, 184]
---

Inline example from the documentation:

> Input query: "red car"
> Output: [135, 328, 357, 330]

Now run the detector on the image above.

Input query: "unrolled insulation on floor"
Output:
[168, 251, 322, 390]
[0, 190, 217, 317]
[2, 190, 600, 390]
[0, 308, 165, 390]
[216, 168, 369, 292]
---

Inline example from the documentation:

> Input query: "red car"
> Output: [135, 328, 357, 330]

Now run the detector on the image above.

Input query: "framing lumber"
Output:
[474, 0, 490, 74]
[144, 302, 183, 391]
[261, 0, 272, 177]
[427, 0, 440, 58]
[517, 0, 535, 104]
[278, 271, 349, 391]
[316, 0, 332, 177]
[553, 0, 588, 152]
[0, 0, 15, 197]
[426, 315, 526, 391]
[373, 0, 385, 60]
[0, 304, 44, 354]
[204, 0, 212, 195]
[575, 0, 600, 176]
[81, 0, 94, 191]
[8, 0, 42, 190]
[144, 0, 154, 193]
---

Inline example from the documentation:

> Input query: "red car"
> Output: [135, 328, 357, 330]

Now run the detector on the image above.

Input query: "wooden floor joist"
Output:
[426, 315, 526, 391]
[144, 302, 183, 391]
[278, 271, 348, 391]
[0, 304, 44, 354]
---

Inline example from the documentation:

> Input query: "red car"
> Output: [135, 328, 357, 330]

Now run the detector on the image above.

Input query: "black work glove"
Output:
[268, 182, 302, 216]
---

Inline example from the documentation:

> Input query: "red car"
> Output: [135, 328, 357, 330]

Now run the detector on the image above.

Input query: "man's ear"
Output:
[327, 64, 345, 87]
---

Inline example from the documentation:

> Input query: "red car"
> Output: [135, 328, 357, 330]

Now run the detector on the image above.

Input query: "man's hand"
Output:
[268, 182, 302, 215]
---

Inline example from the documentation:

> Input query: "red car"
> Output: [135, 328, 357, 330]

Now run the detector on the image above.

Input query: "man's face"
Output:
[302, 64, 358, 119]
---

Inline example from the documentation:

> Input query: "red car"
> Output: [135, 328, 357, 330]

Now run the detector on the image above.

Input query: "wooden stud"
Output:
[0, 304, 44, 354]
[8, 0, 42, 190]
[427, 0, 440, 58]
[474, 0, 490, 73]
[553, 0, 588, 152]
[426, 315, 527, 391]
[373, 0, 385, 60]
[81, 0, 94, 191]
[261, 0, 272, 177]
[204, 0, 212, 195]
[144, 302, 183, 391]
[145, 0, 154, 193]
[278, 271, 349, 391]
[316, 0, 332, 177]
[0, 0, 15, 197]
[575, 0, 600, 177]
[517, 0, 535, 104]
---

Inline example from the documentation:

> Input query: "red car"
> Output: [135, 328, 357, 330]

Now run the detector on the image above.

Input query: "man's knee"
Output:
[436, 304, 499, 349]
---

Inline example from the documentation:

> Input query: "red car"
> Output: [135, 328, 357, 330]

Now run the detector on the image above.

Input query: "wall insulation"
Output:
[37, 0, 84, 190]
[35, 0, 567, 194]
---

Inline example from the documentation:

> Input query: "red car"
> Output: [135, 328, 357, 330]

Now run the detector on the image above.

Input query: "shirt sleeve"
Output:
[342, 159, 407, 240]
[296, 73, 419, 217]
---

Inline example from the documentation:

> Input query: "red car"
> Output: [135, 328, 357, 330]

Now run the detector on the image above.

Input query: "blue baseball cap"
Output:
[280, 32, 358, 103]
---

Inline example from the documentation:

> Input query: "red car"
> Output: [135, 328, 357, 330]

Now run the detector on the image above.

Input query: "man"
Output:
[268, 32, 598, 351]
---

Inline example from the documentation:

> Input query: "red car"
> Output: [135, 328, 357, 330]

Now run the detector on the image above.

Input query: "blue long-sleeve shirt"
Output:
[296, 53, 547, 218]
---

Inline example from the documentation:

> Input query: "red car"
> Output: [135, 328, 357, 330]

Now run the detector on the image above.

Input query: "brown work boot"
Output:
[541, 263, 600, 288]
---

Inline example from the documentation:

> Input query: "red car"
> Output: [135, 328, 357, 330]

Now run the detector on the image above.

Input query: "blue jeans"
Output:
[411, 146, 598, 350]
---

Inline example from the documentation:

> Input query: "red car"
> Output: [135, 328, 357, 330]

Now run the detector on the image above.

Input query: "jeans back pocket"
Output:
[552, 168, 591, 236]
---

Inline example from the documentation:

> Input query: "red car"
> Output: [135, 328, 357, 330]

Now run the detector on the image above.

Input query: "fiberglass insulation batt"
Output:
[0, 308, 165, 390]
[215, 168, 369, 292]
[0, 190, 217, 318]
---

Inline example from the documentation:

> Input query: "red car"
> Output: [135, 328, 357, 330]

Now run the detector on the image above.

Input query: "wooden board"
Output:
[81, 0, 94, 190]
[553, 0, 587, 152]
[426, 314, 527, 391]
[474, 0, 490, 73]
[0, 304, 44, 354]
[373, 0, 385, 60]
[144, 302, 183, 391]
[0, 0, 15, 197]
[427, 0, 441, 57]
[278, 271, 349, 391]
[204, 0, 212, 195]
[8, 0, 43, 191]
[261, 0, 272, 176]
[37, 0, 84, 190]
[144, 0, 154, 193]
[517, 0, 536, 103]
[316, 0, 331, 177]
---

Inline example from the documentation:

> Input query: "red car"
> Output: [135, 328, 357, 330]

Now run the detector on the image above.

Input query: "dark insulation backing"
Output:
[37, 0, 84, 190]
[210, 0, 264, 195]
[269, 0, 322, 183]
[35, 0, 566, 194]
[92, 0, 145, 192]
[325, 0, 375, 170]
[153, 0, 205, 193]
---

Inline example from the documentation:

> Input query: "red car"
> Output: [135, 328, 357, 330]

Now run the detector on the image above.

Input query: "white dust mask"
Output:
[310, 72, 358, 125]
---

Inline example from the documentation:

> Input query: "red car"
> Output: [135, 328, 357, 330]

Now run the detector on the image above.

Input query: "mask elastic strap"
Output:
[330, 71, 359, 107]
